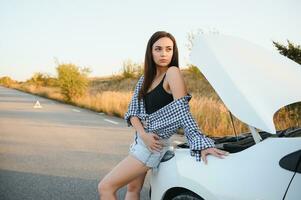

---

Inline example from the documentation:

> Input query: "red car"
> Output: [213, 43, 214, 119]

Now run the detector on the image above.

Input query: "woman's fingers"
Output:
[215, 149, 229, 156]
[207, 149, 224, 158]
[148, 141, 161, 150]
[201, 152, 208, 164]
[212, 151, 224, 159]
[149, 142, 164, 152]
[201, 151, 221, 165]
[152, 134, 160, 140]
[150, 146, 161, 152]
[201, 148, 230, 164]
[153, 143, 163, 150]
[147, 133, 164, 152]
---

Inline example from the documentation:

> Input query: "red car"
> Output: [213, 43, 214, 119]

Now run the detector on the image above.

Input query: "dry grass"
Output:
[74, 91, 301, 137]
[274, 106, 301, 130]
[15, 83, 63, 101]
[189, 95, 249, 137]
[10, 75, 301, 138]
[75, 91, 131, 117]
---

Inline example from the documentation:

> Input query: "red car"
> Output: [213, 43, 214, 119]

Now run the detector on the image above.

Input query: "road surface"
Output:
[0, 86, 185, 200]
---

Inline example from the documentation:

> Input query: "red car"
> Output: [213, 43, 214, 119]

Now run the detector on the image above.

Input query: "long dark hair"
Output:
[138, 31, 179, 100]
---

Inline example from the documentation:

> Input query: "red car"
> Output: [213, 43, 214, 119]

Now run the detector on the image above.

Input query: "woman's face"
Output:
[152, 37, 174, 68]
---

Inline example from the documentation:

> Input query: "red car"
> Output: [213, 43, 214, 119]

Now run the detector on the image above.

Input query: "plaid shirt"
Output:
[124, 75, 215, 162]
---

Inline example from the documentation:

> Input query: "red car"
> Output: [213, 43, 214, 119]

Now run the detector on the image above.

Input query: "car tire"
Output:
[171, 192, 204, 200]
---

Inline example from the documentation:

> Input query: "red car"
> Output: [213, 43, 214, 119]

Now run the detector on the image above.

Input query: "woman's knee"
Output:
[98, 178, 115, 194]
[127, 182, 143, 193]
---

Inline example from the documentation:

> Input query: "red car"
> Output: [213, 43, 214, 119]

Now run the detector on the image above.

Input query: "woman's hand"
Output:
[141, 132, 163, 153]
[201, 147, 229, 165]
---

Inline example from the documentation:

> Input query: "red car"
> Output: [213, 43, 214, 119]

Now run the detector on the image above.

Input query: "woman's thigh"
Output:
[127, 170, 148, 191]
[101, 154, 150, 191]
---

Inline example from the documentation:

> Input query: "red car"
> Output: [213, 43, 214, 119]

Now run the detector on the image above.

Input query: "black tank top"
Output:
[144, 73, 174, 114]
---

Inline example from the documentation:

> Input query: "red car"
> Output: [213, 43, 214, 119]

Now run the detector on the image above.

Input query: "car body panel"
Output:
[190, 34, 301, 134]
[284, 173, 301, 200]
[151, 138, 301, 200]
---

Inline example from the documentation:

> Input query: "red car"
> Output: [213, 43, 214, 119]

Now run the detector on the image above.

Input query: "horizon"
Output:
[1, 0, 300, 81]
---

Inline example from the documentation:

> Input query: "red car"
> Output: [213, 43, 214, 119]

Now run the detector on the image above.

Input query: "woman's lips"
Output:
[160, 59, 168, 62]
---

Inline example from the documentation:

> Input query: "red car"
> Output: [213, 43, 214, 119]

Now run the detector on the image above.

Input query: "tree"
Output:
[27, 73, 58, 87]
[186, 29, 204, 52]
[185, 28, 219, 52]
[187, 64, 202, 79]
[273, 40, 301, 65]
[27, 72, 47, 87]
[121, 59, 143, 78]
[56, 63, 91, 102]
[273, 40, 301, 126]
[0, 76, 15, 87]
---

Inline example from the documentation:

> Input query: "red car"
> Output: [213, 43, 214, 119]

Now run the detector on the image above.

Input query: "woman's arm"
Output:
[130, 116, 147, 138]
[129, 116, 162, 152]
[124, 75, 163, 152]
[165, 66, 187, 99]
[166, 66, 228, 163]
[124, 76, 144, 127]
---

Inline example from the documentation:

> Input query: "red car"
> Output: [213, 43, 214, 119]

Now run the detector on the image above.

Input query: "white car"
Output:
[149, 34, 301, 200]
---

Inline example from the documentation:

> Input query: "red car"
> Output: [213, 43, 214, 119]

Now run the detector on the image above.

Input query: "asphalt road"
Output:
[0, 86, 185, 200]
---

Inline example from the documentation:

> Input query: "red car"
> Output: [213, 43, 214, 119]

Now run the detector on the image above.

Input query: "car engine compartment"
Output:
[177, 127, 301, 153]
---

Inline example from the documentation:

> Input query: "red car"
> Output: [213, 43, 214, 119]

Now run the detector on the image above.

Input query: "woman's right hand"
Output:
[141, 132, 163, 153]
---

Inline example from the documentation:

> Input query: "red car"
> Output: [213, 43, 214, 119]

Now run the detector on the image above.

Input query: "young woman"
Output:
[98, 31, 229, 200]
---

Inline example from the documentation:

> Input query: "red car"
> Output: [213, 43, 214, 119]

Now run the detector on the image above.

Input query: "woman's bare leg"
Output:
[124, 171, 148, 200]
[98, 155, 150, 200]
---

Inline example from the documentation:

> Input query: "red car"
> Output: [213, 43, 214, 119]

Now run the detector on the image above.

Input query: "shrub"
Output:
[121, 59, 143, 78]
[56, 63, 90, 102]
[0, 76, 15, 87]
[26, 73, 58, 87]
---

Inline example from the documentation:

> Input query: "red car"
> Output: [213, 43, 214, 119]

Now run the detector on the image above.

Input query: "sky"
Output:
[0, 0, 300, 81]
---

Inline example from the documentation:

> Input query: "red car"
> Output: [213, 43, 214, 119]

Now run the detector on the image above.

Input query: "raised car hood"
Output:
[190, 34, 301, 134]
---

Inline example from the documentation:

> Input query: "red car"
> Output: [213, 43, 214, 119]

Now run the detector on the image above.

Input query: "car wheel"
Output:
[171, 192, 204, 200]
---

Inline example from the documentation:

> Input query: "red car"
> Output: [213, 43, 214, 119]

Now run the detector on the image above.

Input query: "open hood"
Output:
[190, 34, 301, 134]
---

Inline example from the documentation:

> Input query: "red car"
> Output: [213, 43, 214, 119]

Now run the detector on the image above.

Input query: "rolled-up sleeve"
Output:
[180, 102, 215, 162]
[124, 76, 144, 127]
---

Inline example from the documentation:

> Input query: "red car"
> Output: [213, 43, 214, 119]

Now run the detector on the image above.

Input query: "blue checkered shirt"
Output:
[124, 75, 215, 162]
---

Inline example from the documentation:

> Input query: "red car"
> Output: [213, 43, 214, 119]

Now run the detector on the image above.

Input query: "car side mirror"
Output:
[160, 150, 175, 162]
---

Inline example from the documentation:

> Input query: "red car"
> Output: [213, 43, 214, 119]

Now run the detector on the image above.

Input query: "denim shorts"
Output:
[129, 131, 171, 169]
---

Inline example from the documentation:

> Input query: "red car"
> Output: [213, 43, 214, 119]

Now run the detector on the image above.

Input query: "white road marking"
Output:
[98, 112, 104, 115]
[104, 119, 119, 125]
[72, 109, 81, 112]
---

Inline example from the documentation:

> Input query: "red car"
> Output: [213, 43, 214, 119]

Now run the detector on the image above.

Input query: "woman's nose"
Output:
[161, 50, 167, 56]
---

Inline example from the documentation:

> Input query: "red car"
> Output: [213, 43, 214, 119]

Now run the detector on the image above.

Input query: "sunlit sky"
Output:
[1, 0, 300, 81]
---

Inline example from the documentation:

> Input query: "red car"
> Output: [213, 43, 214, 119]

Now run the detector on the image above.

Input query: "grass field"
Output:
[5, 68, 301, 137]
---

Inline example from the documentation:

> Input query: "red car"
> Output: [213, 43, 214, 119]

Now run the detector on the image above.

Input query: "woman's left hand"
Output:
[201, 148, 229, 165]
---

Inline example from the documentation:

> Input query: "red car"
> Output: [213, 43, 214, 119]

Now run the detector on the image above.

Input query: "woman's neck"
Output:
[156, 66, 168, 77]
